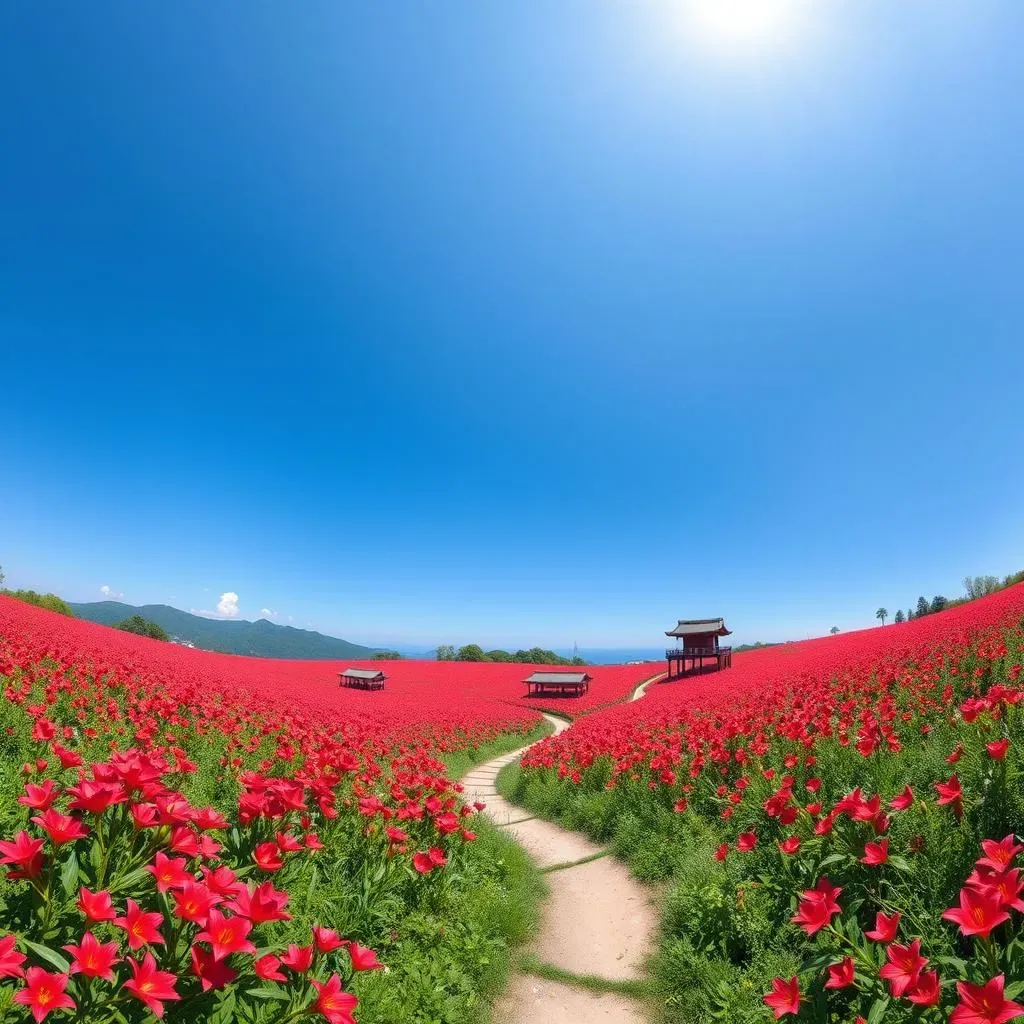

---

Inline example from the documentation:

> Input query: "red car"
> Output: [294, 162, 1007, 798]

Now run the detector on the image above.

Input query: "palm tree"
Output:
[876, 607, 888, 626]
[830, 626, 839, 635]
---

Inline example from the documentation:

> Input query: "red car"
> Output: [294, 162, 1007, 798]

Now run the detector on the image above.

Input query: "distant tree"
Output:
[435, 644, 456, 662]
[3, 589, 75, 617]
[571, 655, 587, 666]
[486, 649, 513, 663]
[930, 595, 948, 614]
[1003, 569, 1024, 588]
[906, 608, 914, 621]
[116, 614, 168, 641]
[963, 575, 1001, 601]
[456, 644, 489, 662]
[371, 650, 402, 660]
[0, 565, 4, 588]
[876, 607, 888, 626]
[916, 596, 930, 619]
[894, 609, 905, 624]
[830, 626, 840, 635]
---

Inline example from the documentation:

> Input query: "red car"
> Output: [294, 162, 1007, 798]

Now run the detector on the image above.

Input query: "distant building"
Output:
[665, 618, 733, 678]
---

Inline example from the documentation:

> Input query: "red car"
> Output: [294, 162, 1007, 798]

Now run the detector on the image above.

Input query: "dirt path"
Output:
[461, 714, 658, 1024]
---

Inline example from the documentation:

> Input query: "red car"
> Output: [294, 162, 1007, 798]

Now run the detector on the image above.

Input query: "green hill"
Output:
[68, 601, 377, 660]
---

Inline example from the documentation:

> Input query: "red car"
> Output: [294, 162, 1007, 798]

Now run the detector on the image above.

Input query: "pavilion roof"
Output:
[523, 671, 591, 684]
[339, 668, 386, 680]
[665, 618, 732, 638]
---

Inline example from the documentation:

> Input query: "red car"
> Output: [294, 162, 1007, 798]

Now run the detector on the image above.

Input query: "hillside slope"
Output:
[68, 601, 376, 659]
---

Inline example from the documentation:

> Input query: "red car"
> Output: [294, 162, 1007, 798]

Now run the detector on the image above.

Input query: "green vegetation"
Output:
[437, 643, 587, 666]
[371, 649, 403, 660]
[69, 600, 377, 659]
[879, 568, 1024, 625]
[1, 588, 75, 617]
[115, 613, 169, 641]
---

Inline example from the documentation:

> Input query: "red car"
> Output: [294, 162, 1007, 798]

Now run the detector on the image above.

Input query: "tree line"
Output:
[873, 569, 1024, 626]
[435, 643, 586, 666]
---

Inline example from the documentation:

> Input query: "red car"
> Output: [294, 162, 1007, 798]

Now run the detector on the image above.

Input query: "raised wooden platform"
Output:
[665, 647, 732, 679]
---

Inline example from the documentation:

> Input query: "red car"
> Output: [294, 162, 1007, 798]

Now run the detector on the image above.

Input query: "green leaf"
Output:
[245, 987, 290, 1002]
[887, 855, 912, 872]
[208, 989, 237, 1024]
[23, 940, 71, 974]
[60, 851, 79, 898]
[867, 996, 890, 1024]
[1006, 981, 1024, 1000]
[817, 853, 850, 870]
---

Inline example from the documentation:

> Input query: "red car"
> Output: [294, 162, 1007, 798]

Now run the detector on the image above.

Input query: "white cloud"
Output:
[190, 591, 242, 620]
[99, 585, 123, 599]
[287, 615, 295, 622]
[260, 608, 277, 619]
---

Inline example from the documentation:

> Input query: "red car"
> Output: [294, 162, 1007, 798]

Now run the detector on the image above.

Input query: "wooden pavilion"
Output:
[665, 618, 733, 679]
[523, 670, 592, 698]
[338, 668, 387, 691]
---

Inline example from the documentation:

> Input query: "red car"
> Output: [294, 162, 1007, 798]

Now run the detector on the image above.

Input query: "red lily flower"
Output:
[347, 941, 384, 971]
[13, 967, 75, 1023]
[311, 974, 359, 1024]
[824, 957, 854, 990]
[113, 899, 165, 950]
[64, 931, 119, 981]
[763, 976, 800, 1019]
[77, 887, 117, 922]
[194, 907, 256, 961]
[865, 911, 900, 942]
[879, 939, 928, 997]
[950, 974, 1024, 1024]
[123, 953, 180, 1018]
[0, 934, 26, 978]
[30, 809, 88, 845]
[942, 887, 1011, 938]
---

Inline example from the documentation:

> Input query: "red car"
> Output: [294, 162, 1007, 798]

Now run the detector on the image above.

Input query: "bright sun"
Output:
[686, 0, 805, 52]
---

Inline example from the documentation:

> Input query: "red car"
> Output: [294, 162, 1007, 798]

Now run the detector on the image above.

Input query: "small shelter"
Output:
[665, 618, 733, 678]
[338, 668, 386, 691]
[523, 670, 592, 698]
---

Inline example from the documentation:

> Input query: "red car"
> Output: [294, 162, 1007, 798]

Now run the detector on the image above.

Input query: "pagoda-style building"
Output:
[665, 618, 733, 679]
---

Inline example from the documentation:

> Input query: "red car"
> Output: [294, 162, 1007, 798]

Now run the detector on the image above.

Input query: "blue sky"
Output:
[2, 1, 1023, 650]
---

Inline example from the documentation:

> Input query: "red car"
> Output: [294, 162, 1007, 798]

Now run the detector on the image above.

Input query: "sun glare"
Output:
[686, 0, 806, 53]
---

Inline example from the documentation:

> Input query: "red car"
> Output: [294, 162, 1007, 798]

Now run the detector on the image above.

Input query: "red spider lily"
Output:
[113, 899, 165, 950]
[0, 831, 45, 879]
[907, 970, 942, 1006]
[987, 738, 1011, 760]
[194, 907, 256, 961]
[889, 785, 915, 811]
[172, 881, 221, 925]
[791, 877, 842, 936]
[950, 974, 1024, 1024]
[861, 838, 889, 866]
[64, 931, 119, 981]
[347, 941, 384, 971]
[13, 967, 75, 1023]
[942, 887, 1011, 938]
[713, 843, 729, 861]
[779, 835, 801, 855]
[879, 939, 929, 997]
[736, 832, 757, 852]
[280, 943, 314, 973]
[123, 953, 181, 1018]
[190, 946, 238, 991]
[824, 957, 854, 989]
[313, 926, 347, 953]
[311, 974, 359, 1024]
[865, 911, 901, 942]
[935, 774, 965, 818]
[17, 781, 60, 811]
[77, 887, 116, 922]
[30, 809, 89, 846]
[255, 954, 287, 981]
[763, 976, 800, 1019]
[413, 852, 435, 874]
[231, 882, 291, 922]
[0, 934, 27, 978]
[978, 835, 1024, 873]
[253, 841, 284, 872]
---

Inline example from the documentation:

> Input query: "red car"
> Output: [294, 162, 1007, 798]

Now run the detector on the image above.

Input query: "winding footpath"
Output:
[460, 712, 659, 1024]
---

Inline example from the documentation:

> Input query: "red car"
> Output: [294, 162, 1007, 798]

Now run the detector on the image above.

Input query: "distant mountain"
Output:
[68, 602, 377, 660]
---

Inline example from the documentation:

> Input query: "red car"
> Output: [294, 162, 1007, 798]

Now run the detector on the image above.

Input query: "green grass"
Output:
[540, 849, 612, 873]
[516, 953, 661, 999]
[440, 718, 554, 781]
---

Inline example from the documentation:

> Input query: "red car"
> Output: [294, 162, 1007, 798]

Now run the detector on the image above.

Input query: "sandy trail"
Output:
[461, 713, 657, 1024]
